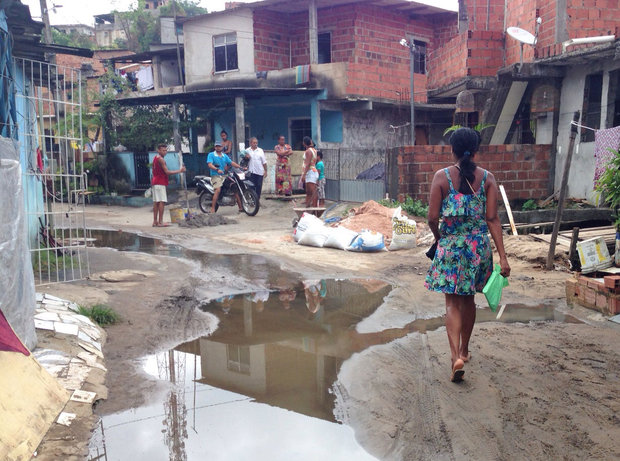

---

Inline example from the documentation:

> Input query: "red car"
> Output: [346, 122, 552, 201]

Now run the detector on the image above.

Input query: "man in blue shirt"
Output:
[207, 140, 243, 213]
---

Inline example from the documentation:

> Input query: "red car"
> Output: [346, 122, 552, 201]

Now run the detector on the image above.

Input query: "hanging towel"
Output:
[594, 126, 620, 184]
[0, 310, 30, 356]
[295, 65, 310, 85]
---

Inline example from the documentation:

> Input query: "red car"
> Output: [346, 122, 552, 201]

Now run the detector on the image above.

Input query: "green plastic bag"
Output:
[482, 264, 509, 312]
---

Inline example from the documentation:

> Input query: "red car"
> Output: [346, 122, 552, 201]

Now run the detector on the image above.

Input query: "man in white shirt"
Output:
[244, 137, 267, 200]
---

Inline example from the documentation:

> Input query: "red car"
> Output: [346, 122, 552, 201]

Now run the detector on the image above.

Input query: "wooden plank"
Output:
[531, 233, 573, 248]
[499, 185, 518, 236]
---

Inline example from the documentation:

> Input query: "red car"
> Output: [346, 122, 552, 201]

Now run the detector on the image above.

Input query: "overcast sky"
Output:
[21, 0, 457, 26]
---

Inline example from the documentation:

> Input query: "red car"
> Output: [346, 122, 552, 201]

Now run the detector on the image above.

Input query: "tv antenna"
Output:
[506, 18, 541, 70]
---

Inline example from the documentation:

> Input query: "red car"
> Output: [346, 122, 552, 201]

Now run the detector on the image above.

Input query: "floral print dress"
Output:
[425, 168, 493, 295]
[275, 144, 293, 195]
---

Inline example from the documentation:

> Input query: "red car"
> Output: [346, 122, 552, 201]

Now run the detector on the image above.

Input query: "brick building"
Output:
[119, 0, 460, 157]
[116, 0, 620, 201]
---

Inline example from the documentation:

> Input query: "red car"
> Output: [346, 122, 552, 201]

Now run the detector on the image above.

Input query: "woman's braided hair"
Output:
[449, 127, 481, 195]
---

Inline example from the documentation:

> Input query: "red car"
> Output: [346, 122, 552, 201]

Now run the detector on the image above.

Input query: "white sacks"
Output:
[324, 226, 359, 250]
[294, 213, 324, 242]
[298, 224, 333, 247]
[346, 230, 386, 252]
[388, 206, 417, 251]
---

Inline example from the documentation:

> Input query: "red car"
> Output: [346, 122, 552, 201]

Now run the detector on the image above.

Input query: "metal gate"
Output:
[323, 148, 386, 202]
[14, 57, 90, 285]
[134, 152, 151, 188]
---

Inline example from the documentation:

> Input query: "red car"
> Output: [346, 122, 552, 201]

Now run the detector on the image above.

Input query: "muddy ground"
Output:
[38, 197, 620, 460]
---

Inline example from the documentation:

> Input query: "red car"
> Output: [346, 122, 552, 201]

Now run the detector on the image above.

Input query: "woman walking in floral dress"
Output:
[425, 127, 510, 383]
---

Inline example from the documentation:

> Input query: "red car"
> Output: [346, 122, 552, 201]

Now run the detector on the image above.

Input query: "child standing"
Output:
[316, 151, 325, 207]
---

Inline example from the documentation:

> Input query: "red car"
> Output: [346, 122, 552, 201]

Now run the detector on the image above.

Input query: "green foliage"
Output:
[78, 304, 120, 326]
[443, 123, 495, 137]
[521, 199, 539, 211]
[116, 105, 175, 153]
[595, 148, 620, 228]
[159, 0, 207, 17]
[379, 196, 429, 218]
[50, 28, 95, 50]
[116, 0, 160, 53]
[32, 250, 76, 273]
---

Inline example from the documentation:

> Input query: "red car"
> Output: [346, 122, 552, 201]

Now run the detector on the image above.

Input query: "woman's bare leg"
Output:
[445, 294, 462, 365]
[460, 295, 476, 361]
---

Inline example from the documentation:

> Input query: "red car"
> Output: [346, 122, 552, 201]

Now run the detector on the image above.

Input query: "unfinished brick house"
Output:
[120, 0, 461, 155]
[395, 0, 620, 202]
[116, 0, 620, 202]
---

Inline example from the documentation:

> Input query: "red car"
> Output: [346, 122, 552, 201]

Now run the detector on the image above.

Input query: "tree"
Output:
[50, 28, 96, 50]
[159, 0, 207, 17]
[115, 0, 160, 53]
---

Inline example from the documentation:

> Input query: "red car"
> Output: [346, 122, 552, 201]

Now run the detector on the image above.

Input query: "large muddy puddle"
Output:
[87, 230, 577, 460]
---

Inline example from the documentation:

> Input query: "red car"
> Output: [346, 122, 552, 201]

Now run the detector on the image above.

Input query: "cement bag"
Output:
[346, 230, 386, 252]
[389, 206, 417, 251]
[324, 226, 359, 250]
[294, 213, 323, 242]
[298, 224, 333, 248]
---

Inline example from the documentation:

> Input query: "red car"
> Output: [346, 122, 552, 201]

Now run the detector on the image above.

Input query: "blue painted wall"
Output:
[320, 110, 343, 143]
[12, 60, 44, 242]
[148, 151, 183, 187]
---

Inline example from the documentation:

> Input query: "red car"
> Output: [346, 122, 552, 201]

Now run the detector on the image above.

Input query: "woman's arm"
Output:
[485, 173, 511, 277]
[427, 170, 444, 241]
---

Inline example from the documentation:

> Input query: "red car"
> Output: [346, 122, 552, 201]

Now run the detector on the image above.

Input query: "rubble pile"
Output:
[178, 213, 238, 228]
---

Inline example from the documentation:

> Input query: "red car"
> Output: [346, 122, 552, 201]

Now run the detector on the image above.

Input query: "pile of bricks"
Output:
[566, 274, 620, 316]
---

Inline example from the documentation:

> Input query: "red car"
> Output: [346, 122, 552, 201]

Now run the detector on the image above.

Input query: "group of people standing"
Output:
[212, 131, 325, 209]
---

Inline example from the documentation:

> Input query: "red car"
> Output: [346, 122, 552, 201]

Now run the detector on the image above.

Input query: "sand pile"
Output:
[338, 201, 397, 238]
[337, 200, 433, 244]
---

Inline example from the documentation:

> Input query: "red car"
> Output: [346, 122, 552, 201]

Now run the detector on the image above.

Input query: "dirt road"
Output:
[41, 198, 620, 460]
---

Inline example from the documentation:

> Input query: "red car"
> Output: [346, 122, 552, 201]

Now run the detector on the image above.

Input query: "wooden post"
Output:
[546, 111, 580, 270]
[499, 185, 518, 236]
[568, 227, 580, 270]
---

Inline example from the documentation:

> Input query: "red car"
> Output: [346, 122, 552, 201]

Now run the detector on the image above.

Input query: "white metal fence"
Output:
[14, 57, 90, 284]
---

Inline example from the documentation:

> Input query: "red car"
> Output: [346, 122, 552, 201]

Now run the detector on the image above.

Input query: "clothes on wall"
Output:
[593, 125, 620, 184]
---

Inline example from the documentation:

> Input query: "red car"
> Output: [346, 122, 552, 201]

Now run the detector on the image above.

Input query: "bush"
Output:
[595, 148, 620, 228]
[521, 199, 538, 211]
[78, 304, 119, 326]
[379, 196, 428, 218]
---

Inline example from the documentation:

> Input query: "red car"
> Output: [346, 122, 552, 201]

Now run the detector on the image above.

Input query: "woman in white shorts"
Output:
[300, 136, 318, 207]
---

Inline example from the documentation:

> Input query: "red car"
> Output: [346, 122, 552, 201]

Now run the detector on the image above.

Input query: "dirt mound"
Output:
[337, 200, 432, 243]
[503, 234, 569, 267]
[178, 213, 237, 228]
[338, 201, 397, 240]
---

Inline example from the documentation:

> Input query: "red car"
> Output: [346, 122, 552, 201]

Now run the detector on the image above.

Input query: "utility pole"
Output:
[39, 0, 53, 45]
[409, 40, 415, 146]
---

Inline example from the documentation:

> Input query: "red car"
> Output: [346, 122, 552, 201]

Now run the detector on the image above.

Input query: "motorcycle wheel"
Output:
[198, 191, 214, 213]
[241, 189, 260, 216]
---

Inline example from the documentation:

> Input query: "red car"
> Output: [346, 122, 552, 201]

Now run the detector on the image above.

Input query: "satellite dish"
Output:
[507, 27, 536, 46]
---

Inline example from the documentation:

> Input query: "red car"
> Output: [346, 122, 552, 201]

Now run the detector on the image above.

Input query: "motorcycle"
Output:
[194, 168, 260, 216]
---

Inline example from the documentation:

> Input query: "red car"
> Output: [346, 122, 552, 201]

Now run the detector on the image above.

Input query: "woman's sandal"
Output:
[451, 359, 465, 383]
[460, 353, 472, 363]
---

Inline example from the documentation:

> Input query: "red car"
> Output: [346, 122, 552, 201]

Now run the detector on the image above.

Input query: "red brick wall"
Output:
[505, 0, 620, 64]
[252, 4, 442, 102]
[427, 31, 504, 90]
[504, 0, 538, 67]
[347, 4, 434, 102]
[253, 9, 291, 71]
[566, 0, 620, 39]
[396, 144, 552, 203]
[463, 0, 505, 31]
